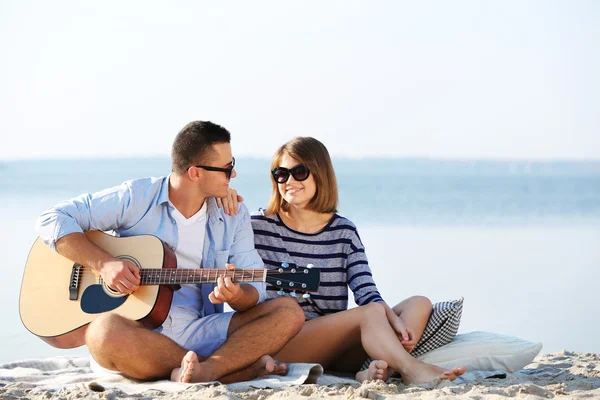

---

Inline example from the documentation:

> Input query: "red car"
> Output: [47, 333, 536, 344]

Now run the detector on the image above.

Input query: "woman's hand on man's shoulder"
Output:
[217, 188, 244, 215]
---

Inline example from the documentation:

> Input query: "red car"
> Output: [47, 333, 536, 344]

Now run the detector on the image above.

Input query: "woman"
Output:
[222, 137, 465, 384]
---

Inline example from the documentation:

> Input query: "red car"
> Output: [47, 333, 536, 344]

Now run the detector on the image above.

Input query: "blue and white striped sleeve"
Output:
[346, 229, 384, 306]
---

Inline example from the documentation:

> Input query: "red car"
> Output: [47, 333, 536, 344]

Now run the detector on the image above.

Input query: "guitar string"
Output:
[76, 267, 307, 280]
[75, 268, 311, 286]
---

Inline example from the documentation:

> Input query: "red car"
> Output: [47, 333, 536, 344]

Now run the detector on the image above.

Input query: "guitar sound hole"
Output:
[116, 255, 141, 269]
[102, 255, 141, 298]
[103, 284, 123, 297]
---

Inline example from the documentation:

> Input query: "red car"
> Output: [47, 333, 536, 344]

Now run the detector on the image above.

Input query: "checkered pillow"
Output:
[361, 297, 463, 370]
[411, 297, 463, 357]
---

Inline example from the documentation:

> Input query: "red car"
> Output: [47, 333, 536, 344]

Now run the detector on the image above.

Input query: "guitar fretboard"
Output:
[139, 268, 267, 285]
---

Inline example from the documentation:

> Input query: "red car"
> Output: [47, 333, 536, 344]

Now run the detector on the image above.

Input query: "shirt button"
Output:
[172, 220, 176, 224]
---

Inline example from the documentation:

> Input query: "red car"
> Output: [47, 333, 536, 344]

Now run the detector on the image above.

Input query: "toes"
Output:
[440, 366, 466, 381]
[355, 370, 368, 382]
[262, 356, 276, 374]
[274, 363, 288, 376]
[170, 367, 181, 382]
[442, 370, 455, 380]
[184, 351, 199, 364]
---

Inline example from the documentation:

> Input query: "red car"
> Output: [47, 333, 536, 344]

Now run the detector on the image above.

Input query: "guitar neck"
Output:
[139, 268, 266, 285]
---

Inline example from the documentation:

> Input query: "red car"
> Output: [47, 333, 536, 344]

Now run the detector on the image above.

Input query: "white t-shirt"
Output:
[169, 200, 208, 318]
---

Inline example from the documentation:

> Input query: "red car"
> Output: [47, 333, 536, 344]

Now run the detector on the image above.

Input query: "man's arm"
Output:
[36, 183, 134, 250]
[208, 203, 267, 311]
[35, 182, 142, 293]
[55, 232, 140, 294]
[228, 204, 268, 304]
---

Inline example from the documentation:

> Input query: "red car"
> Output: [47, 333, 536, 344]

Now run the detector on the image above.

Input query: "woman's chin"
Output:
[285, 199, 309, 209]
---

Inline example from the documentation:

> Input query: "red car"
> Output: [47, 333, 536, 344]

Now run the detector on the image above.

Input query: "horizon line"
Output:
[2, 154, 600, 164]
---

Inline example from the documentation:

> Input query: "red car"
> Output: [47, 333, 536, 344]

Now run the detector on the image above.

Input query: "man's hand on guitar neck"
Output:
[101, 260, 141, 295]
[209, 264, 259, 312]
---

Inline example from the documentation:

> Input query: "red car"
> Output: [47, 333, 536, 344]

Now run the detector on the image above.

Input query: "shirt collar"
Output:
[157, 175, 171, 205]
[206, 197, 224, 225]
[160, 175, 223, 224]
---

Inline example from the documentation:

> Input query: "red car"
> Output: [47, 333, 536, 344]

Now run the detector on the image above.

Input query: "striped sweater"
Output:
[251, 211, 384, 320]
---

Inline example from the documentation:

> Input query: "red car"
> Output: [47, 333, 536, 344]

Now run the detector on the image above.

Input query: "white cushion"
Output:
[417, 331, 543, 372]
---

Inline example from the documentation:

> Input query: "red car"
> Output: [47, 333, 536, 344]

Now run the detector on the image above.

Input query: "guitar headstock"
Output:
[265, 263, 320, 298]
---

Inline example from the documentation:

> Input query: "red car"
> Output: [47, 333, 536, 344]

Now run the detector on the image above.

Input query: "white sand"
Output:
[2, 351, 598, 399]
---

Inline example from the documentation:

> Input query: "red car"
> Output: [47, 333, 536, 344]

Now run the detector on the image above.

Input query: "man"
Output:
[35, 121, 305, 383]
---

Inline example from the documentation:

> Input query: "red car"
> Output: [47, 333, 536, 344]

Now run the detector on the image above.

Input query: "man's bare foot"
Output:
[171, 351, 205, 383]
[402, 362, 466, 385]
[255, 355, 287, 377]
[171, 352, 288, 384]
[218, 355, 287, 384]
[355, 360, 389, 382]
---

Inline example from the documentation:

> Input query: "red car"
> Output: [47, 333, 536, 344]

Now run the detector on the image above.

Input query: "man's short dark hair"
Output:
[171, 121, 231, 173]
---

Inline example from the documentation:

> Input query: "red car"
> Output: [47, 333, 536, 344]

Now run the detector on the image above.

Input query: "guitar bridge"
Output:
[69, 263, 83, 300]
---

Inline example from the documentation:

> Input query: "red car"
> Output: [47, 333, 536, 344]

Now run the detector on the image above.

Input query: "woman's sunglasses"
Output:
[271, 164, 311, 183]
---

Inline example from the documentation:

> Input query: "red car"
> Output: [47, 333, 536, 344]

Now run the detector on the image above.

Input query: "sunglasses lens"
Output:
[291, 165, 309, 181]
[272, 168, 290, 183]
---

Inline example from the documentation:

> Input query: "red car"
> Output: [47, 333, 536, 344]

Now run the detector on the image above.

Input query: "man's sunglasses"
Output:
[271, 164, 310, 184]
[189, 157, 235, 180]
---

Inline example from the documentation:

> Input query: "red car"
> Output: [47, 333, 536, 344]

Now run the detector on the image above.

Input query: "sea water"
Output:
[1, 157, 598, 363]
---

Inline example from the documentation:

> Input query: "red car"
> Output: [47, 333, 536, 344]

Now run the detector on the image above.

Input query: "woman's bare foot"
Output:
[171, 351, 203, 383]
[355, 360, 389, 382]
[401, 362, 466, 385]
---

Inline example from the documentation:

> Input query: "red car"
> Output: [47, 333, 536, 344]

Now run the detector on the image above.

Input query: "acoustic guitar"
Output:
[19, 231, 320, 349]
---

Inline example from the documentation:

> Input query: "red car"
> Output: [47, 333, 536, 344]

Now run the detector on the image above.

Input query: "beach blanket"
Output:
[0, 356, 506, 395]
[2, 353, 599, 399]
[0, 357, 325, 394]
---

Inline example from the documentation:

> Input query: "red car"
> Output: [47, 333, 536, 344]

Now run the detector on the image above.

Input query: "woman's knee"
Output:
[394, 296, 432, 315]
[361, 301, 387, 318]
[410, 296, 433, 313]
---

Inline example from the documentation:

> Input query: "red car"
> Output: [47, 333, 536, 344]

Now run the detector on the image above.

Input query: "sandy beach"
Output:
[1, 351, 599, 399]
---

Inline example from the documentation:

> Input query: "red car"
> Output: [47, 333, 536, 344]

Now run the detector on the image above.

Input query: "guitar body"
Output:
[19, 231, 176, 349]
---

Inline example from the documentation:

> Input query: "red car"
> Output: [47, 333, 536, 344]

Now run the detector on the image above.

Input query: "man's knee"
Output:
[268, 297, 305, 332]
[86, 313, 130, 352]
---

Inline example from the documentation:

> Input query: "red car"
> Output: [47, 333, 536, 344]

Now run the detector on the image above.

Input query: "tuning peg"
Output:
[277, 290, 284, 296]
[279, 262, 289, 272]
[306, 263, 314, 269]
[290, 291, 297, 297]
[302, 293, 311, 299]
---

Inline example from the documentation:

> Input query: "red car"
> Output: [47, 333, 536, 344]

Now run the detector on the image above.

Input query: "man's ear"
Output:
[184, 166, 195, 181]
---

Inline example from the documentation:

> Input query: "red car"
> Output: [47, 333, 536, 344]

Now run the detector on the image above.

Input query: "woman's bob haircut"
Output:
[266, 136, 338, 215]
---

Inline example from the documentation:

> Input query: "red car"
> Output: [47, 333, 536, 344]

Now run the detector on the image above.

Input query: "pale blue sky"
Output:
[1, 1, 598, 160]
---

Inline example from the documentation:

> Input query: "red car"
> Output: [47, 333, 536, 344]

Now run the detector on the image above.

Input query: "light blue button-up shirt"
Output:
[35, 175, 267, 318]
